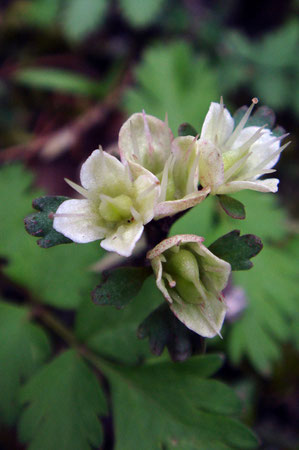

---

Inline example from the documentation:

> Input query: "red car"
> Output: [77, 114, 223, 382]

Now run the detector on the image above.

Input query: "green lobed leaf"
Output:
[220, 20, 299, 117]
[0, 300, 51, 425]
[124, 42, 219, 132]
[24, 196, 72, 248]
[61, 0, 108, 42]
[209, 230, 263, 271]
[0, 164, 103, 308]
[101, 355, 258, 449]
[228, 239, 299, 374]
[138, 302, 205, 361]
[76, 276, 162, 364]
[218, 195, 246, 220]
[18, 350, 107, 450]
[92, 266, 151, 308]
[178, 122, 198, 137]
[13, 68, 104, 97]
[119, 0, 166, 27]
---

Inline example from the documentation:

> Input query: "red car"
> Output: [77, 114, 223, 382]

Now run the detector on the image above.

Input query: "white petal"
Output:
[201, 102, 234, 146]
[151, 257, 173, 304]
[119, 112, 173, 175]
[172, 136, 199, 197]
[154, 188, 210, 219]
[233, 128, 281, 178]
[216, 178, 280, 194]
[198, 140, 224, 193]
[134, 172, 160, 224]
[101, 221, 144, 257]
[188, 242, 231, 293]
[80, 149, 132, 194]
[170, 292, 227, 338]
[53, 199, 106, 243]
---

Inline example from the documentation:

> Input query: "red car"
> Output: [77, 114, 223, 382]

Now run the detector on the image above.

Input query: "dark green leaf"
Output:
[138, 302, 205, 361]
[76, 276, 161, 364]
[178, 122, 198, 137]
[19, 350, 107, 450]
[24, 196, 72, 248]
[218, 195, 246, 220]
[92, 266, 151, 309]
[1, 164, 103, 309]
[209, 230, 263, 271]
[0, 300, 51, 425]
[102, 355, 258, 449]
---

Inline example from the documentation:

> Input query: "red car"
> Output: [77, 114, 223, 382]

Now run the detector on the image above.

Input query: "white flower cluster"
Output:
[53, 99, 286, 337]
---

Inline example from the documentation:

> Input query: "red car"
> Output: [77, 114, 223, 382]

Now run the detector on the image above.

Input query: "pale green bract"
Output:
[53, 148, 159, 257]
[197, 98, 288, 195]
[147, 234, 231, 337]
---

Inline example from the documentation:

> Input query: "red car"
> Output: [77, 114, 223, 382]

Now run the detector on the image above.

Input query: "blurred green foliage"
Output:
[219, 20, 299, 117]
[124, 42, 219, 131]
[0, 1, 298, 448]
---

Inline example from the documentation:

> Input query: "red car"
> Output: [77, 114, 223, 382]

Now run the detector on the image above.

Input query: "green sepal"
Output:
[178, 122, 198, 137]
[218, 195, 246, 220]
[209, 230, 263, 271]
[233, 105, 276, 129]
[92, 266, 151, 309]
[24, 196, 72, 248]
[138, 303, 205, 361]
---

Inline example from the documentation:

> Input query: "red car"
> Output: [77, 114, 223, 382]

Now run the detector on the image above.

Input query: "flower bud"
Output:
[147, 235, 231, 338]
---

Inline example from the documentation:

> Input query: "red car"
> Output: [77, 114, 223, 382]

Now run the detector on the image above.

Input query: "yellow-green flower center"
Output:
[99, 194, 133, 222]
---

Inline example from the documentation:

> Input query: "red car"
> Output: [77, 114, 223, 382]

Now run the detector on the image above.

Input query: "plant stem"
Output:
[33, 305, 107, 371]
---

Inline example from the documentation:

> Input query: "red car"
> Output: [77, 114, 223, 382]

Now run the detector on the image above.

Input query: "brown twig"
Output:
[0, 70, 131, 163]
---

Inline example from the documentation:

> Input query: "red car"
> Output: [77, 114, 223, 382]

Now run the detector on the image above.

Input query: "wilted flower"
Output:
[147, 234, 231, 337]
[53, 149, 159, 257]
[197, 98, 289, 195]
[119, 112, 209, 218]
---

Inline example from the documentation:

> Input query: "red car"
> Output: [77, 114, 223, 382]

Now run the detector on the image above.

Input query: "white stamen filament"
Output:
[225, 98, 258, 148]
[130, 121, 140, 160]
[64, 178, 88, 198]
[159, 154, 174, 202]
[130, 206, 141, 221]
[246, 141, 289, 177]
[223, 151, 252, 182]
[163, 272, 176, 288]
[233, 125, 267, 154]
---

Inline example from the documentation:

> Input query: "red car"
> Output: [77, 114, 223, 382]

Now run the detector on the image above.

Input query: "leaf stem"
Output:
[32, 304, 108, 373]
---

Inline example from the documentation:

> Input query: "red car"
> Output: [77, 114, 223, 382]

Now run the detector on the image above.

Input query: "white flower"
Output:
[119, 112, 209, 219]
[147, 234, 231, 338]
[53, 149, 159, 257]
[197, 98, 289, 195]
